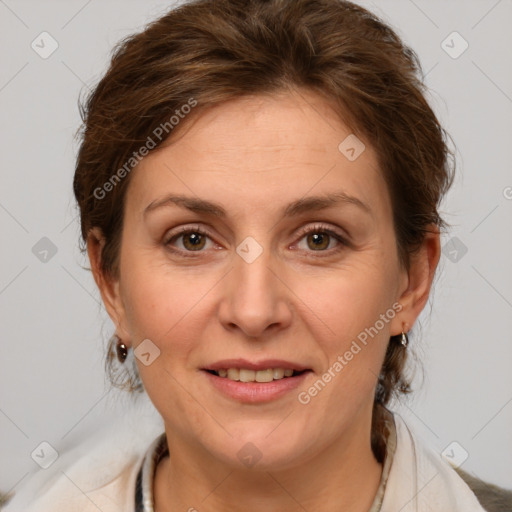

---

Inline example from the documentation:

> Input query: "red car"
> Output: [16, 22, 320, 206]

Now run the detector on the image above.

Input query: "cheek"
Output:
[299, 262, 397, 339]
[119, 256, 225, 381]
[292, 261, 397, 392]
[119, 246, 201, 336]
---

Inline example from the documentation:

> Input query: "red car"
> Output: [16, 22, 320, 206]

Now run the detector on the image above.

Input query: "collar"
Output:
[380, 413, 486, 511]
[135, 432, 168, 512]
[134, 416, 396, 512]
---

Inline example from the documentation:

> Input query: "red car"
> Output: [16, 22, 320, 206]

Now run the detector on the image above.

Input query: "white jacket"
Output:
[3, 411, 486, 511]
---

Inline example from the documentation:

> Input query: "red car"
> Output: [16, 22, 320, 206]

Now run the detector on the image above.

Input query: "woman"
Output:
[3, 0, 510, 510]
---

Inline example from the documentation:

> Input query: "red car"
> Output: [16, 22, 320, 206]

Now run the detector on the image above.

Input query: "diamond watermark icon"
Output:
[441, 31, 469, 60]
[236, 236, 263, 264]
[32, 237, 58, 263]
[31, 31, 59, 59]
[237, 442, 263, 467]
[31, 441, 59, 469]
[134, 338, 161, 366]
[442, 236, 468, 263]
[338, 134, 365, 161]
[441, 441, 469, 469]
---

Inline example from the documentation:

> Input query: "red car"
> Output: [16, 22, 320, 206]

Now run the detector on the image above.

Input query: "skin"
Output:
[88, 88, 440, 512]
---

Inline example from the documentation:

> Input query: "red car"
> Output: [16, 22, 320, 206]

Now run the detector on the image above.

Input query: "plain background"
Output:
[1, 0, 511, 498]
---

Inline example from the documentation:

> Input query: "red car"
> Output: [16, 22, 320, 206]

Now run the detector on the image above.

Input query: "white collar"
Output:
[380, 413, 486, 511]
[135, 411, 484, 511]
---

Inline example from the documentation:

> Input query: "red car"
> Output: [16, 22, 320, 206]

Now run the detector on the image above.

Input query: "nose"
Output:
[218, 246, 293, 338]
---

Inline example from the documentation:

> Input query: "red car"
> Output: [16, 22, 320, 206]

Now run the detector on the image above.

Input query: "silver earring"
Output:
[400, 331, 409, 347]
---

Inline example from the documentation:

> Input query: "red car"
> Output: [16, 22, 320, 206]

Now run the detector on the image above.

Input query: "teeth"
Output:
[239, 369, 255, 382]
[273, 368, 285, 379]
[227, 368, 240, 381]
[255, 369, 274, 383]
[213, 367, 302, 382]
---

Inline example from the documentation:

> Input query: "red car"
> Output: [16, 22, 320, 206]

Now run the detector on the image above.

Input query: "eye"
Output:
[294, 223, 348, 254]
[164, 225, 215, 254]
[163, 223, 348, 257]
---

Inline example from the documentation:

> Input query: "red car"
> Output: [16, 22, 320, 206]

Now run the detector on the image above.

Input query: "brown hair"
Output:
[73, 0, 455, 462]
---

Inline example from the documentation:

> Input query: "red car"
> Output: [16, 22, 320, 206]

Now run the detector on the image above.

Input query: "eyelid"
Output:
[294, 222, 349, 243]
[291, 222, 350, 255]
[163, 224, 215, 246]
[163, 222, 349, 256]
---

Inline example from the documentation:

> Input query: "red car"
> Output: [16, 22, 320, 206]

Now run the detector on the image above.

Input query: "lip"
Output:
[203, 369, 312, 403]
[203, 358, 312, 372]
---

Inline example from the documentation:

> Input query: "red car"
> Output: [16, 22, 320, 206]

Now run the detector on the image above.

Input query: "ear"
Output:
[390, 226, 441, 335]
[87, 227, 131, 345]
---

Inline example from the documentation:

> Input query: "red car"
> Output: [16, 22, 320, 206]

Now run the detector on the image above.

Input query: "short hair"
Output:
[73, 0, 455, 462]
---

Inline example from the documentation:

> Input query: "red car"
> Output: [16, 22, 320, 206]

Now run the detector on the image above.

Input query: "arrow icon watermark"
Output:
[236, 236, 263, 263]
[338, 134, 366, 161]
[30, 441, 59, 469]
[134, 338, 161, 366]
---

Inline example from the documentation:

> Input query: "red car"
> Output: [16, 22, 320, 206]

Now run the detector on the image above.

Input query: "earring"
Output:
[111, 334, 128, 363]
[400, 331, 409, 347]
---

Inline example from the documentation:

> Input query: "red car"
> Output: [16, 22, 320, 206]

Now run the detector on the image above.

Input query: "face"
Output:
[101, 89, 415, 470]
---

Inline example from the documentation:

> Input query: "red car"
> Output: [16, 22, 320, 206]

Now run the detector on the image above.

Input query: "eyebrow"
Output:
[143, 191, 371, 219]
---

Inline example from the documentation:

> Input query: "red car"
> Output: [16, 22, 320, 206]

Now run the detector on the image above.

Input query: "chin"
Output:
[206, 421, 316, 471]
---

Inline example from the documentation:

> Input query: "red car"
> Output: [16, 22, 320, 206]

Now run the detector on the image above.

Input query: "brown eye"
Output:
[306, 232, 330, 251]
[181, 232, 206, 251]
[165, 227, 214, 254]
[295, 224, 348, 256]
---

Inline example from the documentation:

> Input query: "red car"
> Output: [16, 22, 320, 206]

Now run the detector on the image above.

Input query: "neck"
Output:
[154, 410, 383, 512]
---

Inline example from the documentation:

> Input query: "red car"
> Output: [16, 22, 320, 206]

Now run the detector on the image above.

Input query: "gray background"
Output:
[1, 0, 511, 497]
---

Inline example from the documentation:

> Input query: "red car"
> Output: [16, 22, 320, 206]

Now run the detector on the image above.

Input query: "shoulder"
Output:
[2, 455, 142, 512]
[382, 412, 494, 512]
[2, 400, 164, 512]
[1, 428, 148, 512]
[455, 467, 512, 512]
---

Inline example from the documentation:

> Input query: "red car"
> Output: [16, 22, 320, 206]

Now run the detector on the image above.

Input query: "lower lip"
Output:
[203, 370, 312, 403]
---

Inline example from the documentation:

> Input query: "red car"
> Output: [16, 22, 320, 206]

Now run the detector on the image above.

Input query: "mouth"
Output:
[204, 368, 309, 382]
[201, 359, 313, 403]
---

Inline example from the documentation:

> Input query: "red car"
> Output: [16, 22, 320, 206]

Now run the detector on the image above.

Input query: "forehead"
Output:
[126, 89, 389, 219]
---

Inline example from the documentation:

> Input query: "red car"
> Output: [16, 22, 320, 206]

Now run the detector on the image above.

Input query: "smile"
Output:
[207, 368, 306, 382]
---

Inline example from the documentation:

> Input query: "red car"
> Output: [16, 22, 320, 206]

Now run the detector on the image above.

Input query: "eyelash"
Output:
[164, 223, 349, 258]
[294, 224, 349, 255]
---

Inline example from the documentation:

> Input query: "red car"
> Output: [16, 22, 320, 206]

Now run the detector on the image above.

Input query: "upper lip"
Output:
[203, 358, 312, 372]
